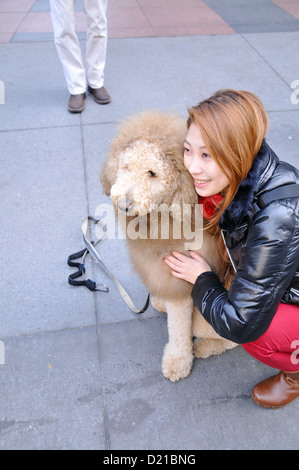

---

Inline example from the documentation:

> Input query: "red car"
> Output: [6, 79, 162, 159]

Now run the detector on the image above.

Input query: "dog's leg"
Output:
[192, 307, 237, 358]
[162, 297, 194, 382]
[193, 337, 238, 358]
[151, 296, 166, 313]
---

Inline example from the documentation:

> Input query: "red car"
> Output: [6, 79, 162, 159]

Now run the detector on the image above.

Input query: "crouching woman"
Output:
[164, 89, 299, 409]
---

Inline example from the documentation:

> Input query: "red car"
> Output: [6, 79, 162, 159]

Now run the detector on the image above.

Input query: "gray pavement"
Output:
[1, 5, 299, 451]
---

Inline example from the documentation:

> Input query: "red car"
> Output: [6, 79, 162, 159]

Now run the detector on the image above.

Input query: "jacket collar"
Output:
[220, 140, 279, 233]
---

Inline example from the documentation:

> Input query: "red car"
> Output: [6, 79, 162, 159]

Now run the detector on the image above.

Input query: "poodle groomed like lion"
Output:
[100, 111, 236, 382]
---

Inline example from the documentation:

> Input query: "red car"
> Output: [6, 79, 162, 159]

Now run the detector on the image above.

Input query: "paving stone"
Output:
[0, 328, 106, 450]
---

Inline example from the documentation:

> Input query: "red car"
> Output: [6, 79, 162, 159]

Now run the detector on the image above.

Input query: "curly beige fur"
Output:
[100, 110, 237, 382]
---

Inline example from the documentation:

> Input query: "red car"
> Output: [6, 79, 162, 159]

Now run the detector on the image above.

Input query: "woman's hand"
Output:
[163, 251, 211, 284]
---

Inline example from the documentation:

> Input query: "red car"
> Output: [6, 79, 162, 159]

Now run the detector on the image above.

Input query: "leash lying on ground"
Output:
[67, 216, 150, 314]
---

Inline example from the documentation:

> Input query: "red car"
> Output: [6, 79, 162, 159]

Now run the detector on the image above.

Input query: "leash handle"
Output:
[80, 216, 150, 314]
[67, 246, 108, 292]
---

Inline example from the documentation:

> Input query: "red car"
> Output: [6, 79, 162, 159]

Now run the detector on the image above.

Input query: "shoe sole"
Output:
[93, 98, 111, 105]
[67, 105, 85, 113]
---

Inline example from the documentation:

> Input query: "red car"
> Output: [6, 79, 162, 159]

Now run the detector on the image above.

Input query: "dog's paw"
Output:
[162, 343, 194, 382]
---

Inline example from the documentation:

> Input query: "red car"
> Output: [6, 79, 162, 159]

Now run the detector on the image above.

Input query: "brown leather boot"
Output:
[67, 93, 86, 113]
[251, 371, 299, 409]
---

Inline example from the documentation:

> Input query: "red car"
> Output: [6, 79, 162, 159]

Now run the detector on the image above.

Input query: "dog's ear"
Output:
[100, 153, 119, 197]
[172, 167, 198, 207]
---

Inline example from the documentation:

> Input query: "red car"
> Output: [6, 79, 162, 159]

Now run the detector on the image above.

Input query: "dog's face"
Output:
[110, 140, 180, 215]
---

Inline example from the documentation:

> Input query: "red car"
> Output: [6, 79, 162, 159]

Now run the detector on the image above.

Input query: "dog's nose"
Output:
[117, 196, 133, 212]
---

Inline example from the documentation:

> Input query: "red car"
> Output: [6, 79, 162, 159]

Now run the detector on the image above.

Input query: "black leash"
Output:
[67, 216, 150, 314]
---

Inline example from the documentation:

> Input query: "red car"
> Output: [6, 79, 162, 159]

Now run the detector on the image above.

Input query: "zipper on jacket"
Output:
[221, 229, 237, 273]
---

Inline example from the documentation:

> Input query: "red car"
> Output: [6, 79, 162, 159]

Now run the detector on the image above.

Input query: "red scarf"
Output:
[199, 194, 223, 220]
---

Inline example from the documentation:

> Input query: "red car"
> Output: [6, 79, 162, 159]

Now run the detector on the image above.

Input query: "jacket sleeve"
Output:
[191, 202, 299, 343]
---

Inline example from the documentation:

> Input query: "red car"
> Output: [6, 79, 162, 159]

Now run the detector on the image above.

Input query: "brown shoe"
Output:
[88, 85, 111, 104]
[252, 371, 299, 409]
[67, 93, 86, 113]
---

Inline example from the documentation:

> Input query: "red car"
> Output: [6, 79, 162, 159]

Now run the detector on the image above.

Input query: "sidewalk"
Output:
[0, 0, 299, 450]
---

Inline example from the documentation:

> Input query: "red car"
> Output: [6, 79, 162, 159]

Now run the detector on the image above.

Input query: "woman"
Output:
[164, 89, 299, 409]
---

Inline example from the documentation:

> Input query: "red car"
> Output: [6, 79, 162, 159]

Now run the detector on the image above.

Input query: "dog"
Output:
[100, 110, 237, 382]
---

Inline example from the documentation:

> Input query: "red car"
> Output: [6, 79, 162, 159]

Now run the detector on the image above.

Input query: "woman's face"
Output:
[184, 123, 230, 197]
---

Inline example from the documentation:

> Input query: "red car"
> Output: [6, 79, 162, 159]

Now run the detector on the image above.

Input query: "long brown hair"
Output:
[187, 89, 269, 286]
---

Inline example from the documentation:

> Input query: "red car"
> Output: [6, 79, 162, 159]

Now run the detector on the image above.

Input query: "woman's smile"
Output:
[193, 179, 211, 188]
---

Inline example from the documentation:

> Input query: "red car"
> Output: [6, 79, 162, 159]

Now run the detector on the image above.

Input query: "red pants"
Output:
[242, 303, 299, 372]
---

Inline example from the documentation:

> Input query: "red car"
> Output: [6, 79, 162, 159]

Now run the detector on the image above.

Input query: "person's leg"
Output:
[243, 303, 299, 372]
[242, 303, 299, 408]
[50, 0, 87, 95]
[83, 0, 107, 88]
[83, 0, 111, 103]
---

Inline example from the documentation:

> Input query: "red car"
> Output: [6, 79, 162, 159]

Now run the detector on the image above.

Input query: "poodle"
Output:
[100, 110, 237, 382]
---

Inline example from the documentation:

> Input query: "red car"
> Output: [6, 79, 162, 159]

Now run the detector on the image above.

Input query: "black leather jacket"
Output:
[191, 141, 299, 344]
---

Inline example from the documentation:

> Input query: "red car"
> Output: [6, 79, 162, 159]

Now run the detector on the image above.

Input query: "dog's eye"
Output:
[148, 170, 157, 177]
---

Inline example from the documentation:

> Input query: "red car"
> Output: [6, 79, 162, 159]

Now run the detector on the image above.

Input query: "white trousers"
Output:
[50, 0, 108, 95]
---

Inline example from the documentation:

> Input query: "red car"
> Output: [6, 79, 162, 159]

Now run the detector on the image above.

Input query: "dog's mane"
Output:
[109, 110, 186, 167]
[101, 110, 198, 207]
